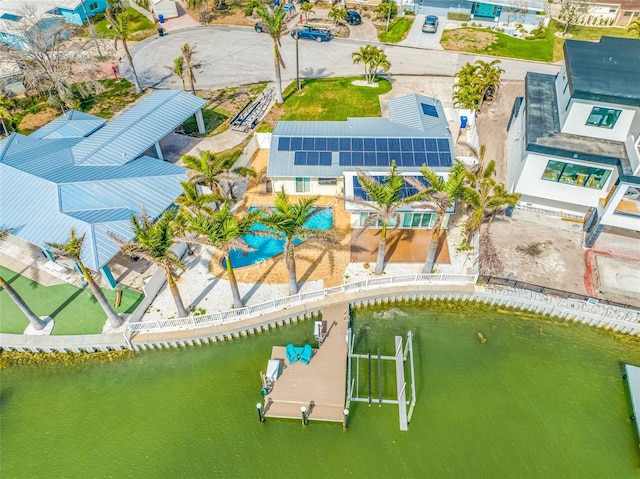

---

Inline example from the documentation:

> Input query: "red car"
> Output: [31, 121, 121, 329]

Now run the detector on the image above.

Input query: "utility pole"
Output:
[386, 0, 393, 32]
[296, 35, 301, 91]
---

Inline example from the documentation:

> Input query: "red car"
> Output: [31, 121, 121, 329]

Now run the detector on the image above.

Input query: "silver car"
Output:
[422, 15, 439, 33]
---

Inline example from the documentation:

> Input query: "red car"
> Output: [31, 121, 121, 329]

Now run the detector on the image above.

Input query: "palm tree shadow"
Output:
[384, 230, 414, 262]
[241, 260, 279, 304]
[49, 287, 85, 318]
[190, 276, 219, 310]
[297, 243, 336, 285]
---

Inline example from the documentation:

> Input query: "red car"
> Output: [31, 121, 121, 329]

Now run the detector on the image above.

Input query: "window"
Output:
[402, 212, 435, 228]
[88, 2, 98, 10]
[541, 160, 611, 189]
[295, 177, 310, 193]
[358, 212, 396, 228]
[586, 107, 621, 129]
[318, 178, 337, 185]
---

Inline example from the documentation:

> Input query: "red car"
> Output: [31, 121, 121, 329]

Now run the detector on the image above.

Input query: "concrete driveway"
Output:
[400, 14, 445, 50]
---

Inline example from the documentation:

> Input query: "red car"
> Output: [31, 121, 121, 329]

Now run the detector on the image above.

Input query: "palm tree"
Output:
[111, 209, 188, 318]
[173, 181, 219, 255]
[168, 56, 186, 91]
[0, 230, 46, 330]
[452, 84, 483, 111]
[344, 161, 421, 275]
[0, 98, 12, 137]
[186, 204, 261, 308]
[300, 1, 315, 20]
[258, 189, 337, 295]
[181, 42, 200, 95]
[255, 5, 288, 104]
[328, 6, 347, 25]
[475, 59, 504, 104]
[628, 19, 640, 38]
[462, 161, 520, 242]
[407, 160, 469, 274]
[352, 44, 390, 84]
[106, 10, 143, 94]
[181, 150, 256, 204]
[46, 229, 123, 327]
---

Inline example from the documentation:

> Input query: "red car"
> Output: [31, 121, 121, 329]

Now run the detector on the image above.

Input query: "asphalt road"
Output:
[129, 26, 560, 90]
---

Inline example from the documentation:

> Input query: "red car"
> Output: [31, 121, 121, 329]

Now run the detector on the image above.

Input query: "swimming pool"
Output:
[223, 207, 334, 268]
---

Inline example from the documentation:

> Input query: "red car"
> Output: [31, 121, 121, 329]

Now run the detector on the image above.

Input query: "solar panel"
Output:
[290, 137, 302, 150]
[376, 138, 388, 151]
[352, 175, 429, 202]
[352, 152, 364, 166]
[388, 138, 400, 152]
[376, 152, 388, 166]
[327, 138, 339, 151]
[340, 137, 351, 150]
[278, 137, 291, 151]
[303, 137, 314, 150]
[352, 138, 363, 151]
[412, 138, 425, 151]
[294, 151, 305, 165]
[427, 152, 438, 166]
[364, 138, 376, 151]
[315, 137, 327, 150]
[340, 151, 351, 165]
[319, 151, 332, 166]
[439, 152, 452, 167]
[425, 139, 437, 152]
[421, 103, 439, 117]
[414, 152, 426, 166]
[364, 152, 376, 165]
[400, 139, 413, 151]
[437, 138, 450, 151]
[307, 151, 319, 165]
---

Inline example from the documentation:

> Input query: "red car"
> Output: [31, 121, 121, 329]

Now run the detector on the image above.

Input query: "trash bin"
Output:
[157, 27, 165, 37]
[460, 115, 468, 129]
[158, 14, 165, 23]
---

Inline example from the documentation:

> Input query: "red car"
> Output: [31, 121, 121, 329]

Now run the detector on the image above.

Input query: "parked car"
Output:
[291, 25, 332, 42]
[346, 10, 361, 25]
[422, 15, 439, 33]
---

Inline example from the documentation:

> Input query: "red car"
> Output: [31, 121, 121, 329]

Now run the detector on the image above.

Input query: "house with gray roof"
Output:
[268, 93, 457, 231]
[506, 36, 640, 247]
[0, 90, 206, 285]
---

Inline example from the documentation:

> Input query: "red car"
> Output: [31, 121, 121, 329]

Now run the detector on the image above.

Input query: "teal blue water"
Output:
[223, 207, 333, 268]
[1, 303, 639, 478]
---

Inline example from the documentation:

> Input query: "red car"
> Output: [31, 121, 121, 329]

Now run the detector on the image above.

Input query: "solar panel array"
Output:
[279, 136, 452, 168]
[352, 175, 427, 201]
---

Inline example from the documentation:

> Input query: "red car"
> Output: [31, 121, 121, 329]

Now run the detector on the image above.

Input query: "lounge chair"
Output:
[300, 344, 313, 365]
[286, 344, 299, 364]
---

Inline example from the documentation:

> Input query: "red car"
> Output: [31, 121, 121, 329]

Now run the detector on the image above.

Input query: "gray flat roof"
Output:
[525, 72, 629, 169]
[565, 37, 640, 107]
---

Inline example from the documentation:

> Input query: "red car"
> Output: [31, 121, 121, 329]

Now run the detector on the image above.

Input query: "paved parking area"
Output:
[400, 13, 445, 49]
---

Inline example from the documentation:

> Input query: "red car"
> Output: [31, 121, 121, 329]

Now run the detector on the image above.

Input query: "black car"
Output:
[346, 10, 361, 25]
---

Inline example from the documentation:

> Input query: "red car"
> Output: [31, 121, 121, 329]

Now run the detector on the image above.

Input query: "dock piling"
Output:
[256, 403, 264, 423]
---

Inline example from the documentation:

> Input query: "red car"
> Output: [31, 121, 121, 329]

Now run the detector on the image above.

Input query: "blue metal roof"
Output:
[29, 110, 106, 140]
[267, 94, 455, 178]
[71, 90, 206, 166]
[0, 90, 203, 271]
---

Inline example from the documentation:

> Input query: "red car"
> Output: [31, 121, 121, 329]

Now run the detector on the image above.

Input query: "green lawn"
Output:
[280, 76, 392, 122]
[441, 19, 635, 62]
[378, 17, 414, 43]
[93, 7, 155, 39]
[0, 266, 143, 335]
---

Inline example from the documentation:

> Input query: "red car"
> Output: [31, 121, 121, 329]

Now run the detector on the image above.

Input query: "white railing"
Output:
[124, 273, 478, 336]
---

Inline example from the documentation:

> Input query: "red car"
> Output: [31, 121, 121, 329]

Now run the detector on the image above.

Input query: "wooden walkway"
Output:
[624, 364, 640, 446]
[394, 336, 408, 431]
[262, 304, 349, 422]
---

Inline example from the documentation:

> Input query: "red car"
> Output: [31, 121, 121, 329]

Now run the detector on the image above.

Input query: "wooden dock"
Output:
[262, 304, 349, 422]
[394, 336, 408, 431]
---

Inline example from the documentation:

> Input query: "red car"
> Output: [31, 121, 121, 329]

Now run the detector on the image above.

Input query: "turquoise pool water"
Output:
[223, 207, 334, 268]
[2, 303, 640, 478]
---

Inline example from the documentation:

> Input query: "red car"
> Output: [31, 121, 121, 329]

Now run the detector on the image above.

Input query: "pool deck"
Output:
[262, 304, 349, 422]
[624, 364, 640, 446]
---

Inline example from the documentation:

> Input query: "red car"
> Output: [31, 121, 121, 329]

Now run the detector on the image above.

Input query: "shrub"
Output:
[374, 1, 397, 21]
[447, 11, 471, 21]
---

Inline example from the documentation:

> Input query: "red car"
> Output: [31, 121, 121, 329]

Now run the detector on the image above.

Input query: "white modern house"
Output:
[267, 94, 459, 231]
[506, 36, 640, 247]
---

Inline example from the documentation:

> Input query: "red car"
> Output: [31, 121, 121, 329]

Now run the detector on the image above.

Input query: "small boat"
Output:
[477, 332, 487, 344]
